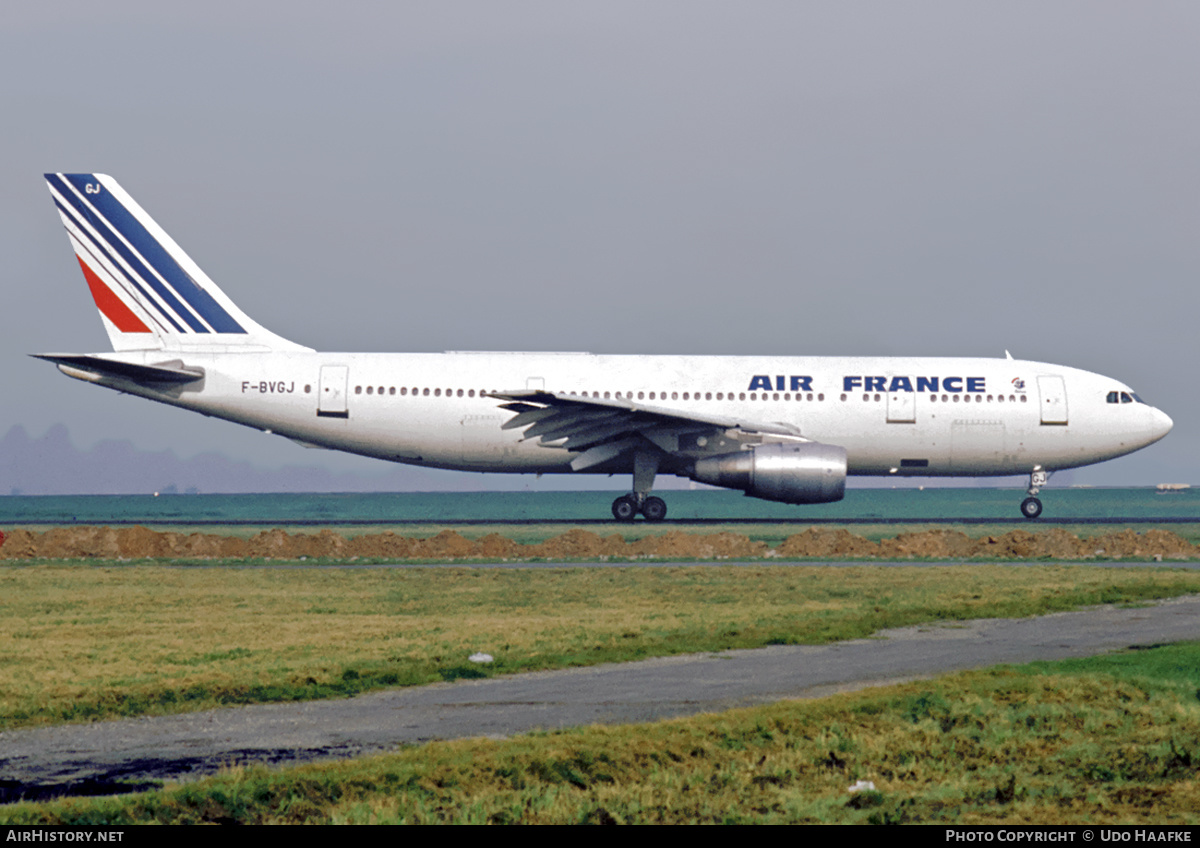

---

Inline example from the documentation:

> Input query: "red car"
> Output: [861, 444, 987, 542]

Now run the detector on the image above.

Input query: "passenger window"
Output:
[355, 386, 362, 395]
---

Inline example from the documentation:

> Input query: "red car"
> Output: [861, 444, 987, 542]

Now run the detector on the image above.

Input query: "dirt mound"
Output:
[776, 528, 880, 558]
[0, 525, 1195, 561]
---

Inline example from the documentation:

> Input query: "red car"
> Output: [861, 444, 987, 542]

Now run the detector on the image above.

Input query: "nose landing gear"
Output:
[1020, 469, 1048, 520]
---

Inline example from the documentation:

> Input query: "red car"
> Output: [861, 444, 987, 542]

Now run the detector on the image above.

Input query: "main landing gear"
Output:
[611, 450, 667, 522]
[612, 493, 667, 522]
[1020, 469, 1048, 520]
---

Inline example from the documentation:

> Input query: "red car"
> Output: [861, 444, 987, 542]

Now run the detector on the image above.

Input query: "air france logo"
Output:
[842, 376, 985, 393]
[748, 375, 814, 392]
[747, 375, 988, 393]
[1012, 378, 1026, 393]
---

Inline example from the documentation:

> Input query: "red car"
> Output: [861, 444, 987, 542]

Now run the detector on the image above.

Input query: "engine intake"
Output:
[690, 442, 847, 504]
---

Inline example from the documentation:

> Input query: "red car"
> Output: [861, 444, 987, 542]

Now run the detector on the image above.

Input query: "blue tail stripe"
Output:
[57, 174, 247, 334]
[50, 175, 209, 333]
[51, 196, 187, 334]
[72, 176, 246, 334]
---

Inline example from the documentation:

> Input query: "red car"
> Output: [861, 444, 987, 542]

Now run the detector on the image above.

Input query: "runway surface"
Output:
[4, 592, 1200, 801]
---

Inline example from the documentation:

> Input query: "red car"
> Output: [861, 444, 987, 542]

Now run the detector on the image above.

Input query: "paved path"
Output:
[3, 594, 1200, 797]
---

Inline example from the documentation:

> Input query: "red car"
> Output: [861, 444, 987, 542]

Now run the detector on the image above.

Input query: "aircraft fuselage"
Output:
[69, 350, 1171, 480]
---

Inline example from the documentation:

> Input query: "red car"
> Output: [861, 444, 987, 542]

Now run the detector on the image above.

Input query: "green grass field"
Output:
[3, 562, 1200, 730]
[5, 643, 1198, 824]
[3, 550, 1200, 823]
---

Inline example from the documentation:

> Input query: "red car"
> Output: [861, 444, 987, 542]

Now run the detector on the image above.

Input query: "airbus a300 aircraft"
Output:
[37, 173, 1173, 520]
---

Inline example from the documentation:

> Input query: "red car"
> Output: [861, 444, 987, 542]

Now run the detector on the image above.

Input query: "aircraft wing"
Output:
[489, 390, 805, 470]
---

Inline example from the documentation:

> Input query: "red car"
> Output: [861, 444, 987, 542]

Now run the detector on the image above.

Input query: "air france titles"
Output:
[747, 376, 814, 392]
[843, 376, 986, 393]
[745, 375, 987, 393]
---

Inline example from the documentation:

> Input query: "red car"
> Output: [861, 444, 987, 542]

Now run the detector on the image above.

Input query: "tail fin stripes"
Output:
[44, 173, 308, 353]
[74, 255, 152, 334]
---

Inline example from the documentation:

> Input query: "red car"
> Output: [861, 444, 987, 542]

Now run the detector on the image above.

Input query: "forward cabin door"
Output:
[318, 365, 349, 419]
[1038, 375, 1068, 425]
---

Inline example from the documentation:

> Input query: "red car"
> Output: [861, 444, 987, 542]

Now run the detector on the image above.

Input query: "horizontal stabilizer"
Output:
[31, 353, 204, 385]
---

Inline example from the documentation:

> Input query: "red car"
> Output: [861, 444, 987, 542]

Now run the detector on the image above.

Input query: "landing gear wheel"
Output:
[1020, 497, 1043, 520]
[612, 495, 639, 522]
[641, 496, 667, 522]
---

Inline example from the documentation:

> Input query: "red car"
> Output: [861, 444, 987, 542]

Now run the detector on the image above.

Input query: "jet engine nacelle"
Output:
[691, 442, 847, 504]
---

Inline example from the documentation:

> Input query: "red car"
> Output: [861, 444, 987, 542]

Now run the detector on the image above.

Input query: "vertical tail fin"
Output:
[44, 173, 309, 352]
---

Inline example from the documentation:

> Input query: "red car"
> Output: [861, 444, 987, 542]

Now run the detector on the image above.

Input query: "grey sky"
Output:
[2, 2, 1196, 489]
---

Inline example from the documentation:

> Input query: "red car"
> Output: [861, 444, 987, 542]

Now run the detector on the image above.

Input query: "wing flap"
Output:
[489, 389, 808, 469]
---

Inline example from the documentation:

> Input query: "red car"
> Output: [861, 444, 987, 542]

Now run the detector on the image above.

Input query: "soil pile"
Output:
[0, 525, 1196, 561]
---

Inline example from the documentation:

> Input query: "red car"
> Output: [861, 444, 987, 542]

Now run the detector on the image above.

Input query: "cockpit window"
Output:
[1108, 390, 1145, 404]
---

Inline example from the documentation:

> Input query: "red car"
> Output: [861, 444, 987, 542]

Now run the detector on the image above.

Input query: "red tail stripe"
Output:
[76, 256, 152, 333]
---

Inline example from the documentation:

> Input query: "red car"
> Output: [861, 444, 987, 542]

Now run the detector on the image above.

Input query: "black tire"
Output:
[612, 495, 639, 522]
[1020, 497, 1043, 520]
[641, 496, 667, 522]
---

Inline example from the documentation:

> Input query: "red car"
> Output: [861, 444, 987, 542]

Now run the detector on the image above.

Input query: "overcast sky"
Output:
[2, 1, 1196, 490]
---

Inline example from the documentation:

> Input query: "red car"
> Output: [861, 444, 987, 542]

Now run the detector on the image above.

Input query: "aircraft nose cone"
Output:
[1149, 406, 1173, 443]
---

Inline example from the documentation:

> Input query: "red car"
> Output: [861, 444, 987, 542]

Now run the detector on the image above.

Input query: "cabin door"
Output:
[886, 390, 916, 423]
[1038, 376, 1068, 425]
[317, 365, 349, 419]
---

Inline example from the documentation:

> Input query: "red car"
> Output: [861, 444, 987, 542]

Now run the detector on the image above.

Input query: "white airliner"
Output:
[38, 173, 1173, 520]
